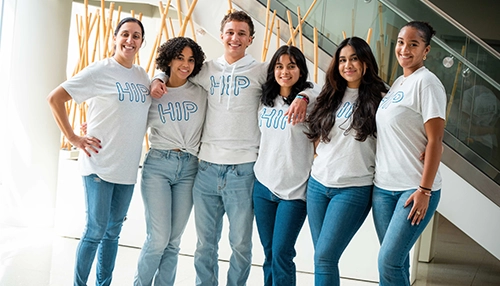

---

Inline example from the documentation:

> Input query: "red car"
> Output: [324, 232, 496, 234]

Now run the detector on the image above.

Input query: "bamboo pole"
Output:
[286, 0, 317, 45]
[262, 10, 276, 62]
[104, 2, 115, 58]
[446, 46, 467, 123]
[131, 10, 135, 18]
[262, 0, 271, 60]
[366, 27, 372, 44]
[313, 27, 318, 83]
[342, 31, 346, 39]
[169, 17, 175, 37]
[100, 0, 106, 59]
[184, 0, 197, 41]
[178, 0, 198, 36]
[91, 14, 100, 63]
[84, 0, 89, 67]
[377, 3, 385, 71]
[115, 6, 122, 28]
[286, 10, 295, 46]
[227, 0, 233, 14]
[276, 20, 280, 50]
[297, 6, 303, 51]
[176, 0, 183, 28]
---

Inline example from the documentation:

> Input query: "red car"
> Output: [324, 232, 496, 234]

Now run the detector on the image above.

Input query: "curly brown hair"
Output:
[156, 37, 205, 78]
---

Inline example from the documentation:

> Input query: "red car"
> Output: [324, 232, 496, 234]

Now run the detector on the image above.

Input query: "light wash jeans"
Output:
[306, 176, 372, 286]
[253, 179, 307, 286]
[372, 186, 441, 286]
[134, 149, 198, 286]
[75, 174, 134, 286]
[193, 160, 255, 286]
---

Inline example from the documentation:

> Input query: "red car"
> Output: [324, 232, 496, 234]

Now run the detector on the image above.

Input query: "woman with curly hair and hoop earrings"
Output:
[373, 21, 445, 286]
[253, 45, 316, 286]
[134, 37, 206, 286]
[47, 17, 151, 286]
[306, 36, 387, 286]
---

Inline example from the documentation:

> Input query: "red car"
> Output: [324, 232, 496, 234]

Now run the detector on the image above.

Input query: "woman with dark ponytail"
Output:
[373, 21, 445, 286]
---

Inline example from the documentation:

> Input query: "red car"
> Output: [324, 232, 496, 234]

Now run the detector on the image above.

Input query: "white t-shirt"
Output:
[148, 81, 206, 156]
[254, 91, 317, 201]
[311, 87, 377, 188]
[374, 66, 446, 191]
[61, 57, 151, 184]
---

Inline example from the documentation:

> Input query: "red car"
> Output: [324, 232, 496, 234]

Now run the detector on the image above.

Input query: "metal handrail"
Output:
[421, 0, 500, 61]
[378, 0, 500, 92]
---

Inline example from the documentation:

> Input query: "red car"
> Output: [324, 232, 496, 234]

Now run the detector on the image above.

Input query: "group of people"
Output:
[47, 9, 446, 286]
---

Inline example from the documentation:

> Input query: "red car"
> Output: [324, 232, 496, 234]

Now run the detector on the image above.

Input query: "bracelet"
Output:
[295, 95, 309, 104]
[419, 185, 432, 191]
[418, 188, 432, 197]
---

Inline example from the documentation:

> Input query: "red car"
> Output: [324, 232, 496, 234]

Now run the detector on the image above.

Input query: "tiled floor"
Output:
[1, 215, 499, 285]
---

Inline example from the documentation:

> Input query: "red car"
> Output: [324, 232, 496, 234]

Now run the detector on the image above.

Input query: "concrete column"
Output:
[0, 0, 72, 227]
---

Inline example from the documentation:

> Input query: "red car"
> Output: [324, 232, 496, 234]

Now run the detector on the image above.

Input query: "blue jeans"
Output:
[372, 186, 441, 286]
[306, 177, 372, 286]
[253, 179, 307, 286]
[193, 160, 255, 286]
[134, 149, 198, 286]
[75, 174, 134, 286]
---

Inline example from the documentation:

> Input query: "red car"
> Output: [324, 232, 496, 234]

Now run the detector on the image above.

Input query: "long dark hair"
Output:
[306, 37, 387, 142]
[261, 45, 313, 107]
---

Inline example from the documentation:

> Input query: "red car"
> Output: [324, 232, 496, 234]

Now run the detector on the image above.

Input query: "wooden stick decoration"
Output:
[262, 10, 276, 62]
[115, 6, 123, 28]
[91, 13, 100, 63]
[178, 0, 198, 36]
[169, 17, 176, 37]
[84, 0, 89, 67]
[103, 2, 115, 58]
[286, 0, 317, 45]
[176, 0, 183, 28]
[184, 0, 197, 41]
[262, 0, 271, 60]
[276, 20, 280, 50]
[366, 27, 372, 44]
[100, 0, 106, 60]
[297, 6, 303, 51]
[313, 27, 318, 83]
[227, 0, 233, 14]
[342, 31, 346, 39]
[286, 10, 295, 46]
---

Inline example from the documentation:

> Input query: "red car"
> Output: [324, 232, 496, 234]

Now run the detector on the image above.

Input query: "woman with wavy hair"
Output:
[306, 36, 387, 286]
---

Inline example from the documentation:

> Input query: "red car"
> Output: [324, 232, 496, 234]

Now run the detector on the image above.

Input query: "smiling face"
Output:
[338, 45, 365, 88]
[220, 20, 253, 64]
[395, 26, 431, 76]
[168, 46, 195, 87]
[113, 21, 143, 67]
[274, 54, 301, 96]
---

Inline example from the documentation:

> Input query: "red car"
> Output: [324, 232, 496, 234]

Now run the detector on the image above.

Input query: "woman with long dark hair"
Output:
[306, 36, 387, 286]
[253, 45, 315, 286]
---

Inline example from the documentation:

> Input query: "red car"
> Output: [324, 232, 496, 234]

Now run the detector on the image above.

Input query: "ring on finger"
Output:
[416, 211, 421, 215]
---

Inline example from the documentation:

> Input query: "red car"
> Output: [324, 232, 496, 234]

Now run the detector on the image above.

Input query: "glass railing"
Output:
[255, 0, 500, 183]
